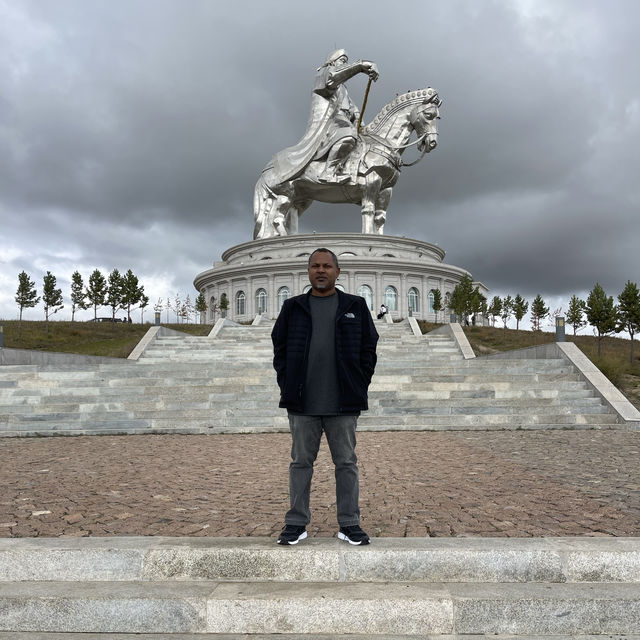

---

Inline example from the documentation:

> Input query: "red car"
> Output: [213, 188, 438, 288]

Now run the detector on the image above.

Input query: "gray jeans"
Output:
[286, 413, 360, 527]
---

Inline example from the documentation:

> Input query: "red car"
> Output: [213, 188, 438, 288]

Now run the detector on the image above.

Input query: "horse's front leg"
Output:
[272, 195, 292, 236]
[361, 173, 381, 235]
[374, 187, 392, 234]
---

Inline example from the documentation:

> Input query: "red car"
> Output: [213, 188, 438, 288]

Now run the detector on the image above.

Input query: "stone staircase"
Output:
[0, 321, 624, 437]
[1, 536, 639, 636]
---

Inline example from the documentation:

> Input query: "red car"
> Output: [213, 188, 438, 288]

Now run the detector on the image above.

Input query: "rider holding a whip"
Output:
[269, 49, 379, 186]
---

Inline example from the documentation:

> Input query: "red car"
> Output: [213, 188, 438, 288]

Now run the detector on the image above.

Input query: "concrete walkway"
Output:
[2, 430, 639, 539]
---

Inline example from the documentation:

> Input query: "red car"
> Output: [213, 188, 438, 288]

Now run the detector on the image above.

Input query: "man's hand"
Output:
[362, 61, 379, 82]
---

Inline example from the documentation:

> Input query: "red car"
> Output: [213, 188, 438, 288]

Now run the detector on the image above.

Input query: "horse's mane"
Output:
[363, 87, 439, 135]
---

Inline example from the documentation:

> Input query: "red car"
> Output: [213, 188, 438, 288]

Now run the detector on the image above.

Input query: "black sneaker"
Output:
[277, 524, 307, 545]
[338, 525, 370, 545]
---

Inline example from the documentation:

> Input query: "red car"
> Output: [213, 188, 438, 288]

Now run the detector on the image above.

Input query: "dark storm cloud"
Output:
[1, 0, 639, 320]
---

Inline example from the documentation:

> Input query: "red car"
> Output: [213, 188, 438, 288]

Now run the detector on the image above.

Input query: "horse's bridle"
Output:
[363, 99, 439, 168]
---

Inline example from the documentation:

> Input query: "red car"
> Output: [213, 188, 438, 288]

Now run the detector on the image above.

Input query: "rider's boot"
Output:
[320, 138, 356, 183]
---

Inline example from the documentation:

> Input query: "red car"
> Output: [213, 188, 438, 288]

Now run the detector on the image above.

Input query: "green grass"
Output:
[418, 321, 640, 411]
[0, 320, 212, 359]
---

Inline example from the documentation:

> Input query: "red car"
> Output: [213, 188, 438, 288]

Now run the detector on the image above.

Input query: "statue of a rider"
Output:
[265, 49, 379, 188]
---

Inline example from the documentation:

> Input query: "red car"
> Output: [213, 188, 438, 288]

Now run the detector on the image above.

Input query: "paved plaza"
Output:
[2, 430, 640, 539]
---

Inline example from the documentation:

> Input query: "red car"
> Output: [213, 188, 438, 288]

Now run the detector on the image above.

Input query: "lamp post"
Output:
[555, 316, 566, 342]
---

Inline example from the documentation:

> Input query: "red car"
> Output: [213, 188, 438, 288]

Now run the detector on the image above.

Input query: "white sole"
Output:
[278, 530, 307, 545]
[338, 531, 368, 545]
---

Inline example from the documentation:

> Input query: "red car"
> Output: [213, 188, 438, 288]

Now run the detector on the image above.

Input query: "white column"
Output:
[400, 274, 407, 316]
[294, 272, 301, 295]
[268, 276, 276, 318]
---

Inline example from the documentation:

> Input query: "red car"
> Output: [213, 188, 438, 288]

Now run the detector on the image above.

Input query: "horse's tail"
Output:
[253, 175, 274, 239]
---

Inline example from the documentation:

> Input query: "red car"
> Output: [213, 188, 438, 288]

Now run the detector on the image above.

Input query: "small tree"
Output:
[547, 307, 563, 331]
[617, 280, 640, 364]
[512, 294, 529, 331]
[70, 271, 87, 322]
[15, 271, 40, 337]
[154, 297, 163, 321]
[106, 269, 124, 323]
[174, 293, 182, 323]
[501, 295, 513, 336]
[219, 293, 229, 317]
[566, 295, 587, 335]
[450, 274, 474, 324]
[42, 271, 64, 332]
[470, 290, 485, 326]
[139, 294, 149, 323]
[183, 294, 194, 324]
[585, 283, 618, 357]
[195, 292, 208, 323]
[488, 295, 502, 327]
[165, 296, 172, 323]
[530, 294, 549, 331]
[86, 269, 107, 320]
[120, 269, 145, 322]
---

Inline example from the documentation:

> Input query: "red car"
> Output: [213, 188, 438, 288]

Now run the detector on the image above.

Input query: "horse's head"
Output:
[410, 95, 441, 153]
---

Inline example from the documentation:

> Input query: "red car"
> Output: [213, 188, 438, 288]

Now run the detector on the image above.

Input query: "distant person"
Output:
[271, 248, 378, 545]
[377, 303, 388, 320]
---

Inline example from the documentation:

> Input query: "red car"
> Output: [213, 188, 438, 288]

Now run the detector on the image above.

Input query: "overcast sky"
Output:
[1, 0, 638, 325]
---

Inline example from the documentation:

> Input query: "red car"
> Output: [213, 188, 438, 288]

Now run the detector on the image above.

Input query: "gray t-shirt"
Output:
[302, 293, 340, 415]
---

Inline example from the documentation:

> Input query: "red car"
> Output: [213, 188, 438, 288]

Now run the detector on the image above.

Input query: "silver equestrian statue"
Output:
[253, 49, 441, 239]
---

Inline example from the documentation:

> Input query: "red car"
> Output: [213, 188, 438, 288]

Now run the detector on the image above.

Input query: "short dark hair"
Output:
[308, 248, 339, 268]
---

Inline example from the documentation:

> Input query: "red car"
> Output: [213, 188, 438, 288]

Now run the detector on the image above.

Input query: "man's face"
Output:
[308, 251, 340, 296]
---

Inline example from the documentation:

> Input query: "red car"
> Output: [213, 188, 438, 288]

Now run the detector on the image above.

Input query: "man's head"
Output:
[325, 49, 348, 66]
[307, 248, 340, 296]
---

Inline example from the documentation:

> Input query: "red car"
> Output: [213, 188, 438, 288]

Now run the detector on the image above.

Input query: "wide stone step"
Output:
[357, 412, 621, 428]
[1, 537, 639, 635]
[381, 381, 590, 392]
[5, 636, 637, 640]
[372, 398, 607, 412]
[378, 388, 594, 399]
[3, 537, 638, 584]
[1, 580, 638, 635]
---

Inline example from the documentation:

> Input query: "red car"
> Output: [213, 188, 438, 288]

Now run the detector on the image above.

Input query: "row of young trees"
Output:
[15, 269, 149, 332]
[153, 293, 208, 324]
[448, 276, 640, 363]
[14, 269, 211, 331]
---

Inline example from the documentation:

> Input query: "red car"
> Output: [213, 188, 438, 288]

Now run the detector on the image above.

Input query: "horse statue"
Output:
[253, 87, 441, 239]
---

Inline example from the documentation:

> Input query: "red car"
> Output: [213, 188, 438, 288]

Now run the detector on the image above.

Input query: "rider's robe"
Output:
[265, 63, 360, 188]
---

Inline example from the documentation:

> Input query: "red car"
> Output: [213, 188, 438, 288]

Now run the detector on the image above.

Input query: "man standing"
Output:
[272, 248, 378, 545]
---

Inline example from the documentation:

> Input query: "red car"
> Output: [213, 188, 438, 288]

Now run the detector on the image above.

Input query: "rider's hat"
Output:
[320, 49, 348, 68]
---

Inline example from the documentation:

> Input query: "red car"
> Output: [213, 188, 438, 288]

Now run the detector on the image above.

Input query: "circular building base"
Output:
[194, 233, 482, 323]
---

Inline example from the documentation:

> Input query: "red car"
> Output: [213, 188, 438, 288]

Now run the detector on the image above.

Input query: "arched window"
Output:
[277, 286, 290, 311]
[444, 292, 451, 310]
[336, 283, 345, 292]
[408, 287, 420, 313]
[303, 284, 312, 294]
[255, 288, 267, 314]
[357, 284, 373, 310]
[428, 290, 435, 313]
[385, 285, 398, 311]
[209, 296, 216, 321]
[235, 290, 246, 315]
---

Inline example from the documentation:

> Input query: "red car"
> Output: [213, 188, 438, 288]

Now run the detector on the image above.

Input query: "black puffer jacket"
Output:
[271, 290, 379, 413]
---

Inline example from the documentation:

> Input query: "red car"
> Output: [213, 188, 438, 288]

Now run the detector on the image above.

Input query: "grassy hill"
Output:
[0, 320, 211, 359]
[2, 319, 639, 411]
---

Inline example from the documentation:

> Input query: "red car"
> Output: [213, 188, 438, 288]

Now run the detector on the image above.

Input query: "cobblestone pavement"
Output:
[1, 430, 640, 539]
